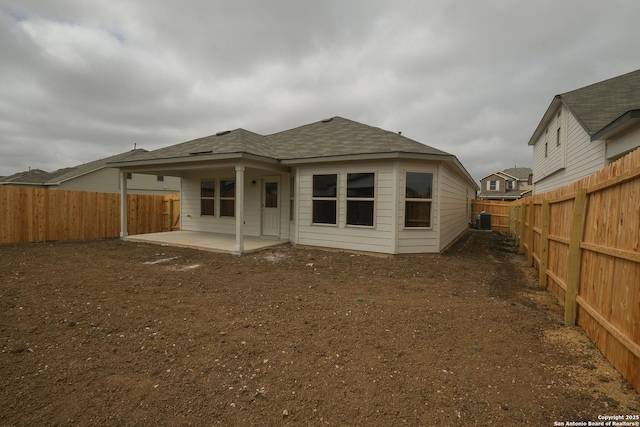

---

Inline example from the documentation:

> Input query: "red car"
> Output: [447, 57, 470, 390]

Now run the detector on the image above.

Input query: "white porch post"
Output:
[120, 171, 128, 238]
[234, 165, 245, 254]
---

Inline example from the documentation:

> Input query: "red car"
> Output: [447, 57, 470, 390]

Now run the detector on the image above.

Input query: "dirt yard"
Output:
[1, 231, 638, 426]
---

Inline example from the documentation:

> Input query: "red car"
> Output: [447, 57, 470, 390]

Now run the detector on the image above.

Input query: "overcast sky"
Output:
[1, 0, 639, 183]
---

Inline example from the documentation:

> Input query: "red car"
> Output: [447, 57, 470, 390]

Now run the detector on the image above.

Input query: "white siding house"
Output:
[529, 69, 640, 194]
[110, 117, 478, 254]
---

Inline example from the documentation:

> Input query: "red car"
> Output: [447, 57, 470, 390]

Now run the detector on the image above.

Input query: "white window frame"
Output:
[200, 179, 216, 216]
[219, 178, 235, 218]
[311, 173, 338, 226]
[403, 171, 433, 229]
[345, 172, 376, 228]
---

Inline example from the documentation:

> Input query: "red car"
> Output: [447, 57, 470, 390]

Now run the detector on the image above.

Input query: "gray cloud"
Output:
[1, 0, 639, 184]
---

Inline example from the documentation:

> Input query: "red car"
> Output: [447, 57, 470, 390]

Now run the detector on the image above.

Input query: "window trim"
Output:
[200, 179, 215, 217]
[556, 111, 562, 147]
[219, 178, 235, 218]
[311, 173, 338, 226]
[403, 171, 433, 229]
[345, 172, 376, 228]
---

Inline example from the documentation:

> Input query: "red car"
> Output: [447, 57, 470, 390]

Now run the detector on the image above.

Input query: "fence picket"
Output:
[0, 187, 180, 244]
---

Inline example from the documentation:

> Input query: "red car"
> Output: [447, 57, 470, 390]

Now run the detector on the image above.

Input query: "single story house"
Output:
[109, 116, 478, 255]
[0, 149, 180, 195]
[528, 68, 640, 194]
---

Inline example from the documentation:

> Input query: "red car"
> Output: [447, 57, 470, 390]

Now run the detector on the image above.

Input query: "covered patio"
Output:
[124, 231, 289, 254]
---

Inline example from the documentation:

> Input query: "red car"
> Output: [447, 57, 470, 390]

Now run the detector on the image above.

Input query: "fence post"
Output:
[538, 200, 550, 289]
[518, 201, 526, 254]
[526, 200, 534, 266]
[565, 188, 588, 326]
[168, 199, 174, 231]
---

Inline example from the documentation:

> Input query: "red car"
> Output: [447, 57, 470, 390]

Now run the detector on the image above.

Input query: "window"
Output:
[489, 180, 498, 191]
[219, 179, 235, 217]
[126, 172, 132, 180]
[312, 174, 337, 224]
[201, 180, 215, 216]
[544, 129, 549, 157]
[157, 175, 164, 182]
[346, 173, 374, 226]
[405, 172, 432, 228]
[556, 111, 562, 147]
[265, 182, 278, 208]
[289, 175, 295, 222]
[506, 180, 514, 190]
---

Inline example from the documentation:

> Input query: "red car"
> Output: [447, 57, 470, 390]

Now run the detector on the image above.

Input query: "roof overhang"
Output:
[107, 152, 286, 176]
[528, 96, 563, 146]
[591, 109, 640, 141]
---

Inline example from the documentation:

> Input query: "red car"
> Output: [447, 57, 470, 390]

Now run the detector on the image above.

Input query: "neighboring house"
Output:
[528, 69, 640, 194]
[0, 149, 180, 195]
[477, 167, 532, 200]
[109, 116, 479, 255]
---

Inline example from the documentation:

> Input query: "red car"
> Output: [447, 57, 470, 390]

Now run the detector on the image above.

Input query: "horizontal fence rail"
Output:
[0, 187, 180, 244]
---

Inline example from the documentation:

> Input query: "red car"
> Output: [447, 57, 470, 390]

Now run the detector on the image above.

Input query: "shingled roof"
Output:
[112, 116, 452, 165]
[267, 116, 450, 160]
[560, 69, 640, 135]
[0, 149, 148, 186]
[529, 69, 640, 145]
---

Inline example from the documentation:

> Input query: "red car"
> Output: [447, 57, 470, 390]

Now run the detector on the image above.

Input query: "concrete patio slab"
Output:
[124, 231, 288, 254]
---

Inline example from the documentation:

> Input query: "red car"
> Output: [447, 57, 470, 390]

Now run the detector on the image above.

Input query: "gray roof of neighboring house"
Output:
[44, 149, 150, 184]
[529, 69, 640, 145]
[500, 167, 532, 180]
[0, 149, 148, 185]
[479, 167, 532, 182]
[560, 68, 640, 134]
[0, 168, 53, 185]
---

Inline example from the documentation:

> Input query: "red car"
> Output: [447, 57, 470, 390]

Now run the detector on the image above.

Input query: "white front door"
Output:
[261, 177, 280, 237]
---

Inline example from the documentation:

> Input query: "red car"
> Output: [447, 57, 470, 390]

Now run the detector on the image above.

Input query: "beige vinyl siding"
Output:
[56, 167, 119, 193]
[295, 161, 395, 254]
[438, 164, 473, 251]
[605, 125, 640, 161]
[180, 169, 290, 239]
[397, 161, 439, 254]
[55, 167, 180, 195]
[534, 113, 606, 194]
[126, 172, 180, 194]
[532, 109, 565, 186]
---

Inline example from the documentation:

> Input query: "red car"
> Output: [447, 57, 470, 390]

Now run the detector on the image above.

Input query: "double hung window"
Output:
[346, 173, 374, 226]
[201, 180, 215, 216]
[220, 179, 235, 217]
[312, 174, 337, 224]
[404, 172, 433, 228]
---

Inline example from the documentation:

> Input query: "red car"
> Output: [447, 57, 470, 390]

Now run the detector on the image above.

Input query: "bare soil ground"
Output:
[1, 231, 638, 426]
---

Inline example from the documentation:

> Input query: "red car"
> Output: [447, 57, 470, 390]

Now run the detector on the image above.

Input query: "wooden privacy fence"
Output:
[471, 200, 510, 232]
[0, 187, 181, 244]
[162, 194, 181, 231]
[510, 147, 640, 393]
